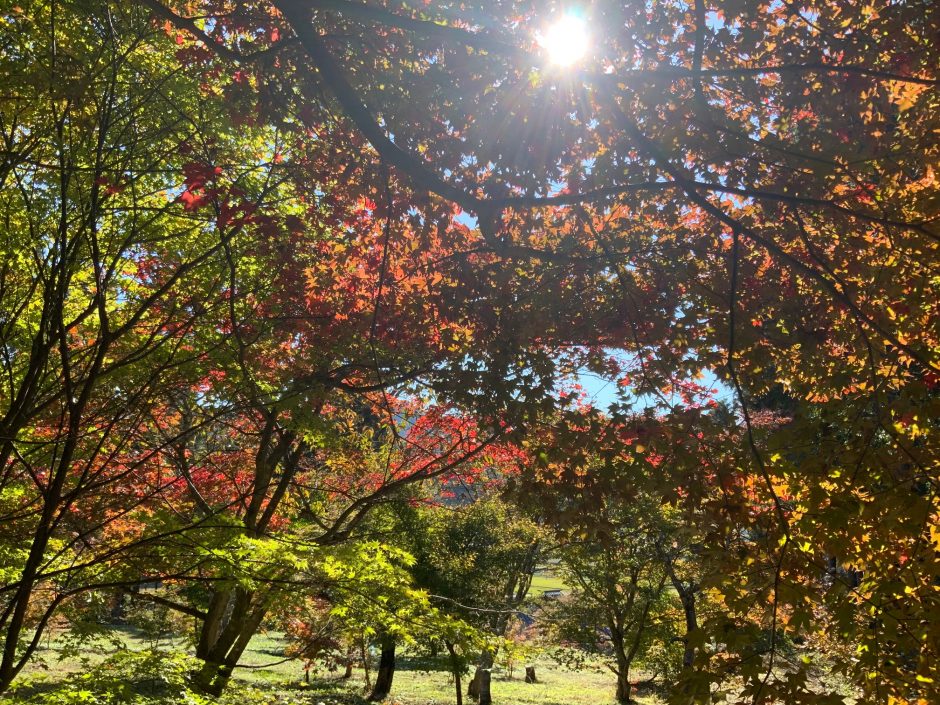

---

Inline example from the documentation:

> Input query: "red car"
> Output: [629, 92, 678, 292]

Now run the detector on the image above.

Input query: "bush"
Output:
[2, 650, 200, 705]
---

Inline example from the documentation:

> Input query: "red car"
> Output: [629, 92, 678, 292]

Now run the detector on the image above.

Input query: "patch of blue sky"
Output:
[455, 210, 478, 229]
[563, 349, 732, 413]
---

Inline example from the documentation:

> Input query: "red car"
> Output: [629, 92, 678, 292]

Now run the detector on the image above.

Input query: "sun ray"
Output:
[537, 13, 590, 67]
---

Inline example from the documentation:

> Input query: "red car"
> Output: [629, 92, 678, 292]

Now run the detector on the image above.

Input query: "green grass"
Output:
[14, 625, 860, 705]
[529, 569, 568, 595]
[372, 663, 660, 705]
[256, 654, 662, 705]
[16, 626, 663, 705]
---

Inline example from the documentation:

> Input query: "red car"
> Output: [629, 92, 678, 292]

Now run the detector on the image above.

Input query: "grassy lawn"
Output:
[529, 567, 568, 596]
[12, 626, 663, 705]
[10, 625, 858, 705]
[377, 664, 660, 705]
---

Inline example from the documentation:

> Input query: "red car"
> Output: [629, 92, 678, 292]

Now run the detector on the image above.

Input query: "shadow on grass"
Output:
[264, 677, 373, 704]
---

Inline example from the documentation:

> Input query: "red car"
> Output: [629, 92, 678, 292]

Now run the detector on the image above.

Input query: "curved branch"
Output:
[604, 96, 940, 375]
[275, 0, 486, 213]
[136, 0, 297, 63]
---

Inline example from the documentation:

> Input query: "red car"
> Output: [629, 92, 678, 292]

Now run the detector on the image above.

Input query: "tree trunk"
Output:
[191, 586, 267, 696]
[467, 667, 479, 700]
[680, 591, 698, 669]
[611, 624, 634, 704]
[0, 410, 89, 693]
[662, 552, 699, 672]
[615, 670, 632, 704]
[446, 641, 463, 705]
[110, 590, 128, 623]
[360, 634, 371, 688]
[369, 633, 396, 701]
[190, 420, 303, 697]
[0, 519, 55, 691]
[475, 668, 492, 705]
[193, 659, 233, 697]
[467, 649, 494, 702]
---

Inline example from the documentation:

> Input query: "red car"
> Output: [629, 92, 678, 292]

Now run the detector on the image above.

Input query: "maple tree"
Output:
[548, 517, 677, 704]
[399, 496, 542, 705]
[0, 0, 937, 701]
[0, 0, 597, 693]
[0, 1, 252, 688]
[138, 0, 936, 700]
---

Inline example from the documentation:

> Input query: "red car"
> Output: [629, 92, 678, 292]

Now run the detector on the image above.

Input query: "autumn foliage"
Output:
[0, 0, 937, 702]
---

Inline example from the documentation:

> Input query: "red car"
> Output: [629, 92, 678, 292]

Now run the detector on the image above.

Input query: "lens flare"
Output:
[537, 13, 589, 67]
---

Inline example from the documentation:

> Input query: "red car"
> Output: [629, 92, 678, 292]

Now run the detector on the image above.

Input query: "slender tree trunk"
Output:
[190, 422, 304, 696]
[610, 625, 634, 704]
[0, 523, 52, 691]
[369, 633, 396, 701]
[446, 641, 463, 705]
[360, 633, 371, 689]
[661, 550, 699, 672]
[680, 591, 698, 669]
[0, 423, 82, 692]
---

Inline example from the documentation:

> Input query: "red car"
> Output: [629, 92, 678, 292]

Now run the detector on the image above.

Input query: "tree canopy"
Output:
[0, 0, 937, 702]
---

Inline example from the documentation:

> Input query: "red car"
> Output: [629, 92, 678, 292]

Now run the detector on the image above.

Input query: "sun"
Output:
[537, 13, 589, 67]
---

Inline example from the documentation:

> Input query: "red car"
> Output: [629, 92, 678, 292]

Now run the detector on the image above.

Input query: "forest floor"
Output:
[11, 626, 663, 705]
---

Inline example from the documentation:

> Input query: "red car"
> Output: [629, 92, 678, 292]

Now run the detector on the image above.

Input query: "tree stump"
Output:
[477, 669, 492, 705]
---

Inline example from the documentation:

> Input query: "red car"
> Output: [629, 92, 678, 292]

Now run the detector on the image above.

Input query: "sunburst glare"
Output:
[537, 13, 589, 67]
